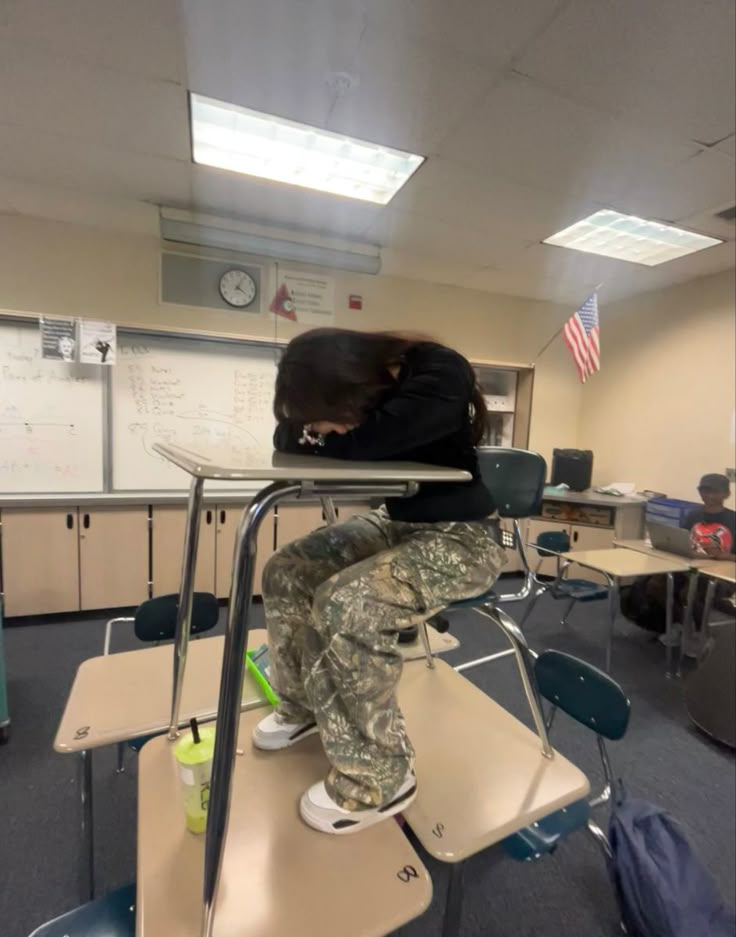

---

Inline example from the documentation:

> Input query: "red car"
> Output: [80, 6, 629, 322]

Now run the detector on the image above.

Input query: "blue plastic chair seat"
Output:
[501, 799, 591, 861]
[28, 883, 135, 936]
[551, 579, 608, 602]
[447, 586, 498, 610]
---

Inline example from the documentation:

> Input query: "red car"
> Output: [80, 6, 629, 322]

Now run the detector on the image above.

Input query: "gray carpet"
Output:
[1, 580, 734, 937]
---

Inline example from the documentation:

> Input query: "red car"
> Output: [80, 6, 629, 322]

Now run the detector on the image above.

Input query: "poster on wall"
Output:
[269, 269, 335, 325]
[40, 317, 77, 362]
[79, 319, 117, 365]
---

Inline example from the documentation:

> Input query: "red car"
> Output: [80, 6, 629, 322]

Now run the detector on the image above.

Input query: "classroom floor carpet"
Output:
[2, 578, 734, 937]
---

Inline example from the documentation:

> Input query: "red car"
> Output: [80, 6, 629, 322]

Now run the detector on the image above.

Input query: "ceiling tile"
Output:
[390, 157, 604, 241]
[0, 40, 190, 161]
[365, 208, 531, 266]
[188, 167, 384, 239]
[615, 149, 736, 222]
[515, 0, 736, 144]
[326, 26, 499, 153]
[439, 74, 700, 205]
[379, 248, 480, 288]
[182, 0, 366, 130]
[362, 0, 565, 68]
[0, 0, 184, 83]
[0, 124, 193, 204]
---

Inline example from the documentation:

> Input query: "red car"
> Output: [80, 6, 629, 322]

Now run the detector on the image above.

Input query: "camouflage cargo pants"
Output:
[262, 507, 507, 810]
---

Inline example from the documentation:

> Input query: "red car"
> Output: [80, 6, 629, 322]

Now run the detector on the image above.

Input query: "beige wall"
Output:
[579, 270, 736, 505]
[0, 213, 583, 470]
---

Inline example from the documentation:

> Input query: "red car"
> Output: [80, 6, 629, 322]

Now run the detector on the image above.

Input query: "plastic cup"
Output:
[174, 725, 216, 834]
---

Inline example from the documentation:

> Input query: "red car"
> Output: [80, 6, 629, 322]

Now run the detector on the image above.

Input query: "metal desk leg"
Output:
[442, 861, 465, 937]
[702, 579, 717, 634]
[168, 477, 205, 739]
[79, 749, 94, 902]
[202, 481, 300, 937]
[678, 570, 699, 677]
[605, 576, 617, 673]
[320, 496, 338, 525]
[665, 573, 675, 678]
[475, 606, 553, 758]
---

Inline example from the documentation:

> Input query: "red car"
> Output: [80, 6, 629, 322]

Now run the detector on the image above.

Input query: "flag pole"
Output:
[532, 283, 603, 364]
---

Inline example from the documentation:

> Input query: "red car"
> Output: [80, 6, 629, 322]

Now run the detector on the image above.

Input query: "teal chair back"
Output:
[535, 650, 630, 740]
[536, 530, 571, 556]
[477, 448, 546, 519]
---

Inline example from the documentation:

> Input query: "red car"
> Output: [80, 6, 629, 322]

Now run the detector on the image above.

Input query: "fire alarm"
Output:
[349, 294, 362, 310]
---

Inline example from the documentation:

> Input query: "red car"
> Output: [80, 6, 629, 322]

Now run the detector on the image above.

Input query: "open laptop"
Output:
[648, 521, 699, 558]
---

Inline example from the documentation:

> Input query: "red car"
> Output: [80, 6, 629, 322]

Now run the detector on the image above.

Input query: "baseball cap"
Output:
[698, 473, 730, 493]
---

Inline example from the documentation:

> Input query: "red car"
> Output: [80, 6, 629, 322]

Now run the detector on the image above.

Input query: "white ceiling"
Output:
[0, 0, 734, 304]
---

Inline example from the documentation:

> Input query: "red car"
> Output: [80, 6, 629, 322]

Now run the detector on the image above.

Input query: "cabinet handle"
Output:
[206, 509, 213, 525]
[83, 513, 90, 529]
[220, 509, 226, 525]
[573, 530, 578, 543]
[66, 513, 74, 530]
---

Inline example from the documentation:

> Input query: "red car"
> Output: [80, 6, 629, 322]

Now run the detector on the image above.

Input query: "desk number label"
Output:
[74, 726, 91, 740]
[432, 822, 445, 839]
[397, 865, 419, 884]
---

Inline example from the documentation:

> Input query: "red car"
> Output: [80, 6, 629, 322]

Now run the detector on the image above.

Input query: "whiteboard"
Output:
[112, 335, 279, 490]
[0, 322, 105, 493]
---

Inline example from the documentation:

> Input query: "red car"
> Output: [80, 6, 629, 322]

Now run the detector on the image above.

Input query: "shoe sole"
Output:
[300, 780, 418, 835]
[252, 722, 319, 751]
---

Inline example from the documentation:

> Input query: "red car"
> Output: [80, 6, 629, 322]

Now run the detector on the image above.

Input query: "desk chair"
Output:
[417, 447, 546, 674]
[502, 649, 630, 863]
[520, 530, 609, 630]
[27, 883, 135, 937]
[105, 592, 219, 771]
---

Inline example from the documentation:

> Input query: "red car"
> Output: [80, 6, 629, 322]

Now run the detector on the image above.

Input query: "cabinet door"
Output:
[79, 507, 150, 611]
[566, 525, 613, 585]
[215, 505, 274, 599]
[151, 506, 216, 596]
[1, 508, 80, 616]
[499, 520, 525, 573]
[526, 519, 571, 579]
[275, 504, 325, 549]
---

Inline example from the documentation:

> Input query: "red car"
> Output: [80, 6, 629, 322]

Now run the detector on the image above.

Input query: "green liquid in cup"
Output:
[174, 726, 216, 834]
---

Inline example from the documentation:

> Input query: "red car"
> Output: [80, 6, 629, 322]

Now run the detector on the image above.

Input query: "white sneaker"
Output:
[300, 771, 417, 835]
[252, 712, 319, 751]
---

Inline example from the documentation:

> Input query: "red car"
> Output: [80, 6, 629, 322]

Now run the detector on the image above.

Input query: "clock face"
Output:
[219, 269, 257, 308]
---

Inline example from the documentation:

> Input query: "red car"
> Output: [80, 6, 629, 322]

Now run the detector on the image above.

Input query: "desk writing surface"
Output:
[153, 442, 471, 484]
[614, 539, 714, 569]
[55, 631, 268, 753]
[562, 548, 690, 578]
[700, 561, 736, 585]
[136, 709, 432, 937]
[400, 660, 589, 862]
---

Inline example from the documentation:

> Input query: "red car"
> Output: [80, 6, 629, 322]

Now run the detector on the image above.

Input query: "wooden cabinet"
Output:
[526, 519, 570, 579]
[215, 505, 274, 599]
[335, 502, 371, 523]
[1, 508, 80, 616]
[566, 525, 612, 584]
[499, 519, 528, 574]
[275, 504, 325, 549]
[151, 506, 216, 596]
[79, 507, 150, 611]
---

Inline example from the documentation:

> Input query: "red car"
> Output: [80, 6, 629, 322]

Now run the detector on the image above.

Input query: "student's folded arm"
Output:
[319, 354, 471, 460]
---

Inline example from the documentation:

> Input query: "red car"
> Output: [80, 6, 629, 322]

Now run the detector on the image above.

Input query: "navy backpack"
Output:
[608, 788, 736, 937]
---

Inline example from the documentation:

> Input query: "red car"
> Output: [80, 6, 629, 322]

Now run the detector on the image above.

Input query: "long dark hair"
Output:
[274, 328, 488, 445]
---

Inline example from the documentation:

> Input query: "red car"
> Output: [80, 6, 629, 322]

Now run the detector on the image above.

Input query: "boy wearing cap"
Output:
[682, 473, 736, 560]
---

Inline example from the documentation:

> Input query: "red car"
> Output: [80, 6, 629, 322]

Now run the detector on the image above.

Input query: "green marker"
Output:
[174, 717, 216, 834]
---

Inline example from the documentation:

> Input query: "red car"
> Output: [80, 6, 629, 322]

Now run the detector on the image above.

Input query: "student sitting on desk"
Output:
[252, 328, 506, 834]
[682, 473, 735, 560]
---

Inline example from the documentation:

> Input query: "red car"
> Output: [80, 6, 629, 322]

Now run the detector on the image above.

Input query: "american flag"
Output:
[563, 292, 600, 383]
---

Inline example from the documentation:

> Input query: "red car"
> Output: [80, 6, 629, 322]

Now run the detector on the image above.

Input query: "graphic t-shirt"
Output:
[682, 508, 736, 556]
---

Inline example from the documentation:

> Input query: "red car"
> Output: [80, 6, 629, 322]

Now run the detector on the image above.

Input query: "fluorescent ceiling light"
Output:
[160, 209, 381, 275]
[543, 209, 723, 266]
[189, 93, 424, 205]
